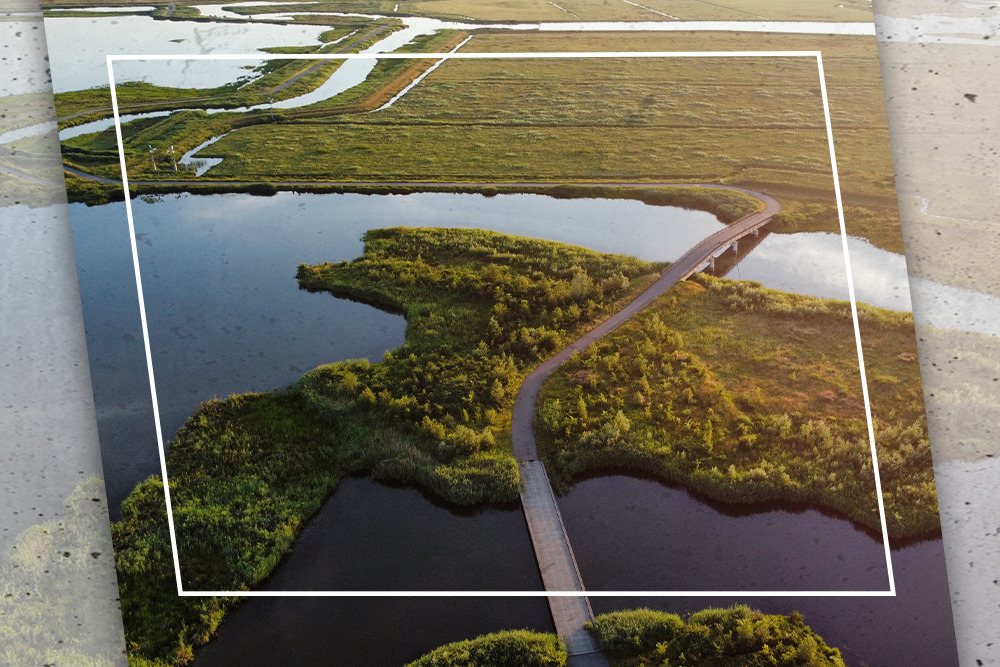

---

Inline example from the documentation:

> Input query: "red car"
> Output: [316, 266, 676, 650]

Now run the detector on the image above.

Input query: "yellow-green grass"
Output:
[156, 32, 902, 251]
[405, 629, 568, 666]
[58, 30, 901, 251]
[187, 0, 874, 23]
[588, 606, 845, 667]
[405, 604, 846, 666]
[535, 275, 936, 539]
[57, 30, 465, 184]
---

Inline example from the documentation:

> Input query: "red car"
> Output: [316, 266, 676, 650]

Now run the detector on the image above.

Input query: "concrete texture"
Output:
[873, 2, 1000, 663]
[0, 4, 127, 663]
[0, 0, 999, 664]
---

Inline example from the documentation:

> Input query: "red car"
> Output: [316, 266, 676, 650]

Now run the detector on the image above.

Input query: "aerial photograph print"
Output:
[24, 0, 960, 664]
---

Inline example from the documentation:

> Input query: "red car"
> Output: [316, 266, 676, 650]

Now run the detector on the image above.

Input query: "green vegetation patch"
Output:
[406, 629, 568, 666]
[403, 605, 846, 667]
[536, 275, 936, 539]
[111, 227, 661, 664]
[295, 226, 662, 476]
[588, 606, 845, 667]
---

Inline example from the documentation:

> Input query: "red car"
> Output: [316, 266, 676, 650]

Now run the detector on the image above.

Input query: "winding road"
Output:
[59, 166, 778, 659]
[510, 185, 778, 661]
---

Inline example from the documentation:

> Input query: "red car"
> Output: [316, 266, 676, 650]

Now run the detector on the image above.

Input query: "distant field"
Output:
[194, 32, 899, 249]
[60, 29, 901, 251]
[74, 0, 878, 23]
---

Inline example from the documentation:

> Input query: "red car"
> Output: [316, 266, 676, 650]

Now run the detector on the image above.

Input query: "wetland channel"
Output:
[69, 190, 946, 666]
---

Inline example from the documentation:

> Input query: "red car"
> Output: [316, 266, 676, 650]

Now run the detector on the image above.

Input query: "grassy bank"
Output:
[54, 20, 397, 128]
[588, 606, 845, 667]
[58, 31, 902, 253]
[403, 605, 845, 667]
[110, 228, 662, 664]
[406, 629, 567, 666]
[293, 227, 662, 471]
[177, 31, 900, 253]
[536, 275, 936, 539]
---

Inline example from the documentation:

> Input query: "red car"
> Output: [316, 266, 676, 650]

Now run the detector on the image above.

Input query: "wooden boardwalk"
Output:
[518, 461, 603, 657]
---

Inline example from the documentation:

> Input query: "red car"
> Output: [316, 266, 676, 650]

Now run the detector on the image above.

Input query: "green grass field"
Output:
[62, 30, 902, 252]
[42, 0, 875, 22]
[536, 275, 936, 539]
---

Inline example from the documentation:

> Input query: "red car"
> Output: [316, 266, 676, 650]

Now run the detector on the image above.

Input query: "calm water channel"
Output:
[68, 190, 951, 665]
[70, 190, 909, 508]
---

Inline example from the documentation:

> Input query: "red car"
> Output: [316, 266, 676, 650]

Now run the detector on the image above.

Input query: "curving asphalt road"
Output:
[502, 185, 777, 661]
[512, 185, 779, 460]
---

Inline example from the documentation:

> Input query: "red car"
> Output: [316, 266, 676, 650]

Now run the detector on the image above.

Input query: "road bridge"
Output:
[511, 186, 779, 661]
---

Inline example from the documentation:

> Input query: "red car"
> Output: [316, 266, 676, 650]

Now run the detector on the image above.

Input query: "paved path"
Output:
[510, 185, 778, 660]
[519, 460, 601, 656]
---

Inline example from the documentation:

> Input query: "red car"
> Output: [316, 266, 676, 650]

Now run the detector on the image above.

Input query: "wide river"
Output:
[68, 190, 952, 665]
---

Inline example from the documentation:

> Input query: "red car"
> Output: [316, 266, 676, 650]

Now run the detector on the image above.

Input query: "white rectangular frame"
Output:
[106, 49, 896, 598]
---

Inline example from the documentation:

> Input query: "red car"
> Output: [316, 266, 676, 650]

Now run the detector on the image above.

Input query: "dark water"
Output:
[591, 537, 958, 667]
[258, 478, 543, 592]
[66, 191, 953, 666]
[191, 539, 954, 667]
[69, 191, 910, 510]
[194, 596, 556, 666]
[558, 475, 888, 591]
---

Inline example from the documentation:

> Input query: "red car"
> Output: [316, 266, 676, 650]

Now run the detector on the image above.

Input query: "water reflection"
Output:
[258, 478, 543, 591]
[44, 16, 328, 92]
[557, 474, 889, 591]
[71, 191, 912, 510]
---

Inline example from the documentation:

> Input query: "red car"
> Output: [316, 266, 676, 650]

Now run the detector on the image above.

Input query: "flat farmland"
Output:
[198, 0, 875, 23]
[200, 31, 900, 249]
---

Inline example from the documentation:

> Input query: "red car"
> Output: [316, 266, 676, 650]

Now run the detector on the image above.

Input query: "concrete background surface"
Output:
[1, 0, 998, 664]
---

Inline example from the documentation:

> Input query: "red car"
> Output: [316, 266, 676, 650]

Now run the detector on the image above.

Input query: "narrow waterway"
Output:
[69, 191, 909, 511]
[66, 189, 951, 667]
[257, 477, 543, 591]
[558, 474, 888, 591]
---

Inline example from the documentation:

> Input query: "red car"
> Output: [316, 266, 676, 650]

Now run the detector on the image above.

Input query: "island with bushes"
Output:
[110, 227, 933, 665]
[406, 606, 845, 667]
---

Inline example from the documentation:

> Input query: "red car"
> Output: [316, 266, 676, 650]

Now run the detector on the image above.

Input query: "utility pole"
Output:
[169, 145, 177, 171]
[269, 97, 275, 122]
[148, 145, 157, 172]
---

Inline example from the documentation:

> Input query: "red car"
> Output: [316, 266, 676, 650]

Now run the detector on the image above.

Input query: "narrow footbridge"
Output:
[511, 186, 779, 661]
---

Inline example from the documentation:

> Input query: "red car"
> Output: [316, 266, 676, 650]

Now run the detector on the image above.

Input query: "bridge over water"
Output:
[511, 186, 779, 662]
[59, 164, 780, 658]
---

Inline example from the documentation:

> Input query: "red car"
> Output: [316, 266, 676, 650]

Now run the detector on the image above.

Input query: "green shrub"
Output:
[589, 606, 845, 667]
[406, 629, 567, 667]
